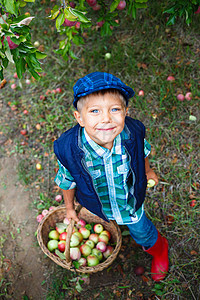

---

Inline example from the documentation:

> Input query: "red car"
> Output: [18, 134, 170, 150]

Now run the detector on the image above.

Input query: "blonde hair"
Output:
[76, 88, 127, 112]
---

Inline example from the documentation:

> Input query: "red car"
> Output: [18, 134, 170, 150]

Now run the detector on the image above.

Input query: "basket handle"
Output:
[64, 204, 82, 263]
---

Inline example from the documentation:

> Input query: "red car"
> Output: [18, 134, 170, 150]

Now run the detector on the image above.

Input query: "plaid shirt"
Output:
[55, 126, 151, 225]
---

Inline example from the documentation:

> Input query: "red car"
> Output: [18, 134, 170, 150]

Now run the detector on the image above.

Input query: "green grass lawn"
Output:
[0, 1, 199, 299]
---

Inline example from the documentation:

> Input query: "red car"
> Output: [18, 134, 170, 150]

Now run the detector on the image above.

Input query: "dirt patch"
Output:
[0, 156, 50, 299]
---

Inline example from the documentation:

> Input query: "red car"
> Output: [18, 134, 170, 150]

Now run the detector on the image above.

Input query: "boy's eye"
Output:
[111, 108, 120, 112]
[90, 109, 99, 113]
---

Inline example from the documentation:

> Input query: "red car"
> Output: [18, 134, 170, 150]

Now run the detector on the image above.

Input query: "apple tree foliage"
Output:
[0, 0, 199, 80]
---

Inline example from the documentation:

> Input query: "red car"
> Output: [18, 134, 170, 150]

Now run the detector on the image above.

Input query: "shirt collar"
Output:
[82, 128, 128, 157]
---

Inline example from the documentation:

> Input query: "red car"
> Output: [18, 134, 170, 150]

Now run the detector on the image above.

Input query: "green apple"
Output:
[147, 179, 156, 188]
[47, 240, 58, 252]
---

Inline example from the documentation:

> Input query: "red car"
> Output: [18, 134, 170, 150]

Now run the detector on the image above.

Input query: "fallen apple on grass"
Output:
[147, 179, 156, 188]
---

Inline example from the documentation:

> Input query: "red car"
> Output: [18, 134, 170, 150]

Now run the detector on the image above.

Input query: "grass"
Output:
[0, 0, 199, 299]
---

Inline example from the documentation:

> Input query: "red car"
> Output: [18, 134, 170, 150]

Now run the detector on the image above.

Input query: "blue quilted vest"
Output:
[54, 116, 147, 222]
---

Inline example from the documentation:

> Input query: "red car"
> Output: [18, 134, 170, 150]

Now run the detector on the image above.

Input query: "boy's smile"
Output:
[74, 93, 128, 150]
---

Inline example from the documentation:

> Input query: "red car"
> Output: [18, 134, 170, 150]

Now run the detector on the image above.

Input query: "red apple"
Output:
[70, 247, 81, 260]
[58, 240, 66, 252]
[42, 209, 49, 217]
[103, 245, 114, 258]
[69, 1, 76, 8]
[79, 227, 90, 239]
[80, 244, 92, 257]
[96, 241, 107, 252]
[89, 233, 99, 244]
[177, 94, 185, 101]
[86, 0, 97, 7]
[49, 206, 56, 211]
[56, 226, 65, 234]
[56, 87, 62, 93]
[76, 219, 86, 228]
[78, 257, 87, 267]
[185, 92, 192, 101]
[47, 240, 58, 252]
[167, 76, 175, 81]
[36, 214, 43, 222]
[93, 223, 103, 234]
[117, 0, 126, 10]
[87, 255, 99, 266]
[23, 109, 28, 115]
[101, 230, 111, 240]
[63, 19, 76, 27]
[138, 90, 144, 97]
[55, 194, 62, 202]
[134, 265, 145, 275]
[63, 217, 70, 225]
[190, 200, 197, 207]
[20, 129, 27, 136]
[48, 230, 59, 240]
[92, 4, 101, 10]
[59, 232, 67, 241]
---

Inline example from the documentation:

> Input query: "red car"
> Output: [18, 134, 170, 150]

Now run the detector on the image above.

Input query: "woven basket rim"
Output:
[37, 205, 122, 273]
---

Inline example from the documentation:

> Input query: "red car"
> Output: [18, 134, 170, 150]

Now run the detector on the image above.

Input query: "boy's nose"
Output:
[102, 110, 112, 122]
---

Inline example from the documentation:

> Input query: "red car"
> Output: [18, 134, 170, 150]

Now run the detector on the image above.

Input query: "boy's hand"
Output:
[146, 169, 159, 186]
[66, 208, 80, 223]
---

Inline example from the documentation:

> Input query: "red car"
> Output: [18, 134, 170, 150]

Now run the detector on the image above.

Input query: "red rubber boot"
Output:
[144, 231, 169, 281]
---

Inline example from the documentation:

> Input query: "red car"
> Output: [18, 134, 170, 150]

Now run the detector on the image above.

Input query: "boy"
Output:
[54, 72, 169, 281]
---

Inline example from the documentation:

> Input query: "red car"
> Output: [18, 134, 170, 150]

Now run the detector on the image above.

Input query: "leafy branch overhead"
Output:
[0, 0, 199, 80]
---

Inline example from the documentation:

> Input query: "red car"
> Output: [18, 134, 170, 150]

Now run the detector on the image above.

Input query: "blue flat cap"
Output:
[73, 72, 135, 108]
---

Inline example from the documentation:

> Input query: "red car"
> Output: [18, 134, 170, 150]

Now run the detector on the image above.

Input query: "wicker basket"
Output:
[37, 205, 122, 273]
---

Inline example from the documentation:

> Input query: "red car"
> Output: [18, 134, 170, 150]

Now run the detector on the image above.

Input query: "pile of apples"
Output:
[47, 218, 114, 267]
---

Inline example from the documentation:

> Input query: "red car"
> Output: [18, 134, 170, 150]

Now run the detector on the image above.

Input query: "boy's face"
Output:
[74, 92, 128, 150]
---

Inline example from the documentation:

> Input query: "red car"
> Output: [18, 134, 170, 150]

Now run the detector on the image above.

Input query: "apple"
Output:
[56, 87, 62, 93]
[69, 2, 76, 8]
[138, 90, 144, 97]
[70, 247, 81, 260]
[167, 76, 175, 81]
[86, 0, 97, 7]
[20, 129, 27, 136]
[103, 245, 114, 258]
[55, 194, 62, 202]
[40, 95, 45, 100]
[134, 265, 145, 275]
[78, 257, 87, 267]
[98, 234, 109, 244]
[185, 92, 192, 101]
[70, 234, 80, 247]
[49, 206, 56, 211]
[49, 230, 59, 240]
[96, 241, 107, 252]
[36, 214, 43, 222]
[73, 231, 83, 242]
[58, 240, 66, 252]
[25, 79, 31, 85]
[89, 233, 99, 244]
[13, 72, 18, 79]
[147, 179, 156, 188]
[85, 240, 95, 249]
[23, 109, 28, 115]
[47, 240, 58, 252]
[80, 244, 92, 257]
[1, 36, 19, 50]
[93, 224, 103, 234]
[117, 0, 126, 10]
[59, 232, 67, 241]
[101, 230, 111, 240]
[87, 255, 99, 267]
[92, 4, 101, 10]
[79, 227, 90, 239]
[177, 94, 185, 101]
[34, 41, 40, 47]
[105, 53, 111, 60]
[189, 115, 196, 121]
[11, 83, 17, 90]
[36, 163, 42, 170]
[63, 19, 76, 27]
[97, 21, 105, 27]
[190, 200, 197, 207]
[42, 209, 49, 217]
[92, 248, 103, 261]
[76, 219, 86, 228]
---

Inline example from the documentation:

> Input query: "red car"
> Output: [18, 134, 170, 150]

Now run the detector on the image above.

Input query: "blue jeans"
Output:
[126, 211, 158, 249]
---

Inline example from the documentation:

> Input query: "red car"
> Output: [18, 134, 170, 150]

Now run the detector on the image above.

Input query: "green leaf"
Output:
[69, 8, 90, 23]
[24, 0, 35, 2]
[56, 223, 68, 231]
[0, 66, 3, 80]
[15, 57, 26, 79]
[69, 49, 78, 60]
[55, 249, 66, 260]
[135, 0, 148, 3]
[72, 261, 80, 269]
[5, 48, 14, 63]
[35, 51, 47, 59]
[135, 3, 147, 9]
[110, 0, 120, 12]
[64, 8, 77, 21]
[48, 6, 60, 20]
[56, 13, 65, 30]
[85, 224, 92, 230]
[121, 230, 130, 236]
[5, 0, 17, 15]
